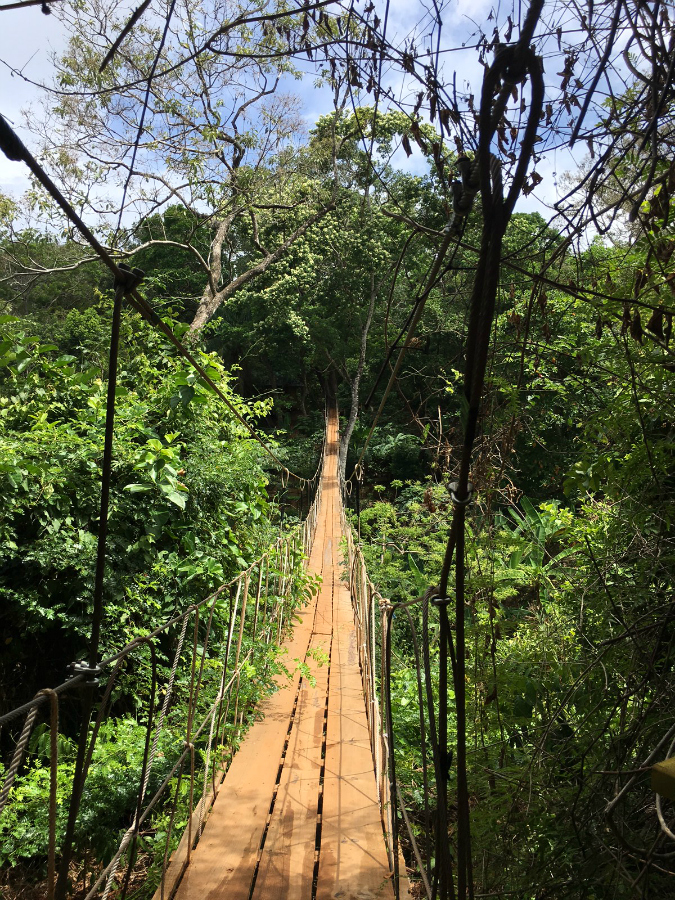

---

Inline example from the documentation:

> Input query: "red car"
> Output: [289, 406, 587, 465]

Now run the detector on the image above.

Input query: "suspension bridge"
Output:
[13, 12, 674, 896]
[159, 409, 399, 900]
[0, 106, 447, 897]
[0, 408, 416, 900]
[0, 27, 538, 888]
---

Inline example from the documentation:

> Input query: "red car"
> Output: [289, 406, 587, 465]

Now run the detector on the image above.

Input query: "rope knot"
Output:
[114, 262, 145, 294]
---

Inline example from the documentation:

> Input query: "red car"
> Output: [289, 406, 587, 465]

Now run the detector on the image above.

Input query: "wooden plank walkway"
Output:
[166, 412, 395, 900]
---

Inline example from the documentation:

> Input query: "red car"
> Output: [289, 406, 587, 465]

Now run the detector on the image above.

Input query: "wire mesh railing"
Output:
[338, 447, 443, 900]
[0, 432, 326, 900]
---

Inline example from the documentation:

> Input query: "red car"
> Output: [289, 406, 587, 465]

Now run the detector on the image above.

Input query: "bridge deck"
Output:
[167, 412, 395, 900]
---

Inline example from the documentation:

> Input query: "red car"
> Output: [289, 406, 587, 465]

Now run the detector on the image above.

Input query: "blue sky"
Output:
[0, 4, 68, 193]
[0, 0, 584, 221]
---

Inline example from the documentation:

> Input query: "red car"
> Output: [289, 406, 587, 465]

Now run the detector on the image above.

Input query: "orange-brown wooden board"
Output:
[163, 410, 396, 900]
[168, 543, 324, 900]
[251, 631, 331, 899]
[312, 563, 334, 635]
[315, 575, 395, 900]
[310, 516, 334, 636]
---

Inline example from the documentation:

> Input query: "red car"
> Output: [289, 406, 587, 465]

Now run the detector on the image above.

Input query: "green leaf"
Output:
[165, 490, 187, 509]
[513, 696, 533, 719]
[524, 680, 537, 706]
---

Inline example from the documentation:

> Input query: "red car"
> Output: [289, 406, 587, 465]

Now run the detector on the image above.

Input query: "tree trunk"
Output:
[190, 203, 335, 335]
[190, 216, 233, 334]
[338, 276, 377, 480]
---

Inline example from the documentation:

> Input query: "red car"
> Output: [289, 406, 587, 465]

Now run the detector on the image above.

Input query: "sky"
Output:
[0, 3, 68, 193]
[0, 0, 584, 221]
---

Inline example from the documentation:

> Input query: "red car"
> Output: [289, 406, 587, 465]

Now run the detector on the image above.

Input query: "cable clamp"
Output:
[114, 262, 145, 294]
[431, 595, 453, 608]
[68, 660, 102, 686]
[449, 480, 474, 506]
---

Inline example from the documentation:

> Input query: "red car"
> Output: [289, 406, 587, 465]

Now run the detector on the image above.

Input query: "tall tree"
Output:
[212, 108, 452, 474]
[18, 0, 340, 330]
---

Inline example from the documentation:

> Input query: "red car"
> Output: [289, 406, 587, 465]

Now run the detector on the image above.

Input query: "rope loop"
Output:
[479, 42, 544, 221]
[114, 261, 145, 294]
[0, 700, 40, 817]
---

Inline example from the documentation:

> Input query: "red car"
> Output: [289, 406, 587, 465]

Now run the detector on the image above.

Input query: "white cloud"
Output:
[0, 5, 68, 195]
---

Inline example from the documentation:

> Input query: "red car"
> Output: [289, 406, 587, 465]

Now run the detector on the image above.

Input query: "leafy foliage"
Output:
[0, 303, 275, 703]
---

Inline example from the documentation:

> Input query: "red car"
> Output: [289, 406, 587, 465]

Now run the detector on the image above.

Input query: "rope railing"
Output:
[337, 473, 392, 852]
[340, 458, 433, 900]
[334, 7, 548, 897]
[338, 419, 477, 900]
[0, 107, 328, 899]
[0, 425, 326, 900]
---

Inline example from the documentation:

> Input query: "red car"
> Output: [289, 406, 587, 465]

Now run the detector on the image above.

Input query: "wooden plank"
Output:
[313, 603, 333, 636]
[166, 414, 334, 900]
[152, 768, 218, 900]
[162, 410, 397, 900]
[169, 584, 320, 900]
[316, 575, 395, 900]
[252, 632, 331, 899]
[312, 536, 334, 635]
[309, 470, 333, 637]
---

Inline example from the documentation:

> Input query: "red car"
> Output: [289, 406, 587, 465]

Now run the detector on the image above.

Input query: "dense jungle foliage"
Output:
[0, 298, 322, 896]
[3, 158, 674, 896]
[1, 0, 675, 893]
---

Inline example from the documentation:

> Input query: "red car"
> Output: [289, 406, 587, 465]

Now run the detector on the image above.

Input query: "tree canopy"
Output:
[2, 0, 675, 897]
